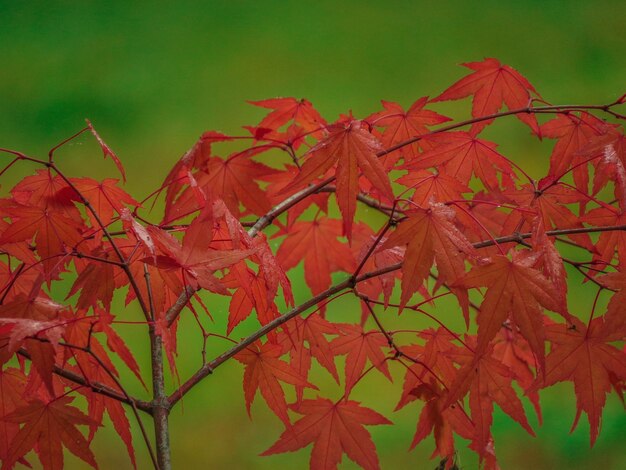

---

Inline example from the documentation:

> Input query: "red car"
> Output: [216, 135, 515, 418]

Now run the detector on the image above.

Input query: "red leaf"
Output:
[67, 351, 136, 468]
[10, 169, 77, 214]
[444, 341, 535, 457]
[69, 177, 139, 226]
[67, 261, 116, 311]
[541, 112, 608, 193]
[146, 207, 254, 294]
[366, 98, 451, 161]
[87, 119, 126, 182]
[0, 204, 83, 278]
[276, 218, 355, 296]
[331, 324, 391, 396]
[0, 368, 27, 461]
[530, 316, 626, 445]
[282, 120, 393, 237]
[381, 203, 476, 318]
[227, 269, 279, 334]
[0, 316, 65, 396]
[583, 207, 626, 267]
[249, 97, 327, 135]
[95, 311, 145, 387]
[432, 58, 540, 135]
[459, 252, 562, 369]
[492, 326, 542, 422]
[294, 315, 340, 382]
[3, 396, 98, 470]
[406, 131, 515, 191]
[161, 131, 232, 215]
[262, 398, 391, 470]
[408, 380, 474, 462]
[164, 153, 277, 222]
[502, 182, 595, 251]
[236, 341, 315, 425]
[397, 169, 470, 206]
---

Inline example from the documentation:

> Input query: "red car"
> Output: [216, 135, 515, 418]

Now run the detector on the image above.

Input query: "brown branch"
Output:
[17, 349, 152, 413]
[144, 265, 169, 470]
[168, 221, 626, 406]
[167, 277, 353, 407]
[318, 186, 399, 217]
[165, 286, 196, 327]
[247, 100, 625, 237]
[161, 100, 624, 331]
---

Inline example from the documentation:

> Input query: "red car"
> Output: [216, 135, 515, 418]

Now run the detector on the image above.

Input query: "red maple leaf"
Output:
[64, 348, 137, 468]
[262, 398, 391, 470]
[365, 98, 451, 161]
[161, 131, 232, 214]
[57, 311, 140, 468]
[408, 380, 475, 462]
[397, 169, 470, 206]
[381, 203, 476, 318]
[227, 269, 279, 334]
[589, 129, 626, 206]
[407, 131, 516, 191]
[249, 97, 327, 135]
[432, 58, 541, 135]
[276, 218, 355, 296]
[0, 315, 65, 395]
[0, 203, 84, 278]
[459, 251, 562, 369]
[282, 120, 393, 237]
[530, 315, 626, 445]
[68, 177, 139, 226]
[294, 315, 340, 379]
[2, 396, 98, 470]
[264, 164, 331, 228]
[597, 272, 626, 336]
[163, 153, 277, 223]
[146, 207, 254, 294]
[0, 368, 27, 462]
[541, 111, 608, 193]
[350, 223, 404, 313]
[10, 169, 79, 217]
[67, 255, 117, 311]
[582, 207, 626, 267]
[501, 181, 595, 251]
[277, 315, 340, 404]
[330, 324, 391, 396]
[444, 340, 535, 457]
[492, 326, 543, 421]
[235, 341, 315, 425]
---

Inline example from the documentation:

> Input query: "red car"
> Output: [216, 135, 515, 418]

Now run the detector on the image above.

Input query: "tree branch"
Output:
[161, 99, 624, 334]
[167, 221, 626, 406]
[17, 349, 152, 413]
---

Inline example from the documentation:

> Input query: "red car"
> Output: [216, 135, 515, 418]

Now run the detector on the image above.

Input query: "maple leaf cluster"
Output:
[0, 58, 624, 470]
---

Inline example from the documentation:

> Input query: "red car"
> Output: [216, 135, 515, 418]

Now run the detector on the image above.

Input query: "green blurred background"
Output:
[1, 1, 625, 469]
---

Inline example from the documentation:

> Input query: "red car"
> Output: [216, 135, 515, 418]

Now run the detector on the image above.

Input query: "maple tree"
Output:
[0, 58, 624, 470]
